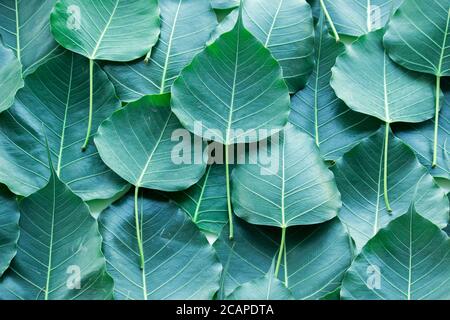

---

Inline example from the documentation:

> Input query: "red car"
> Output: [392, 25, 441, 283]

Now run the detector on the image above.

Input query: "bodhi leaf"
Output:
[0, 170, 113, 300]
[50, 0, 160, 62]
[341, 207, 450, 300]
[214, 217, 352, 299]
[95, 94, 207, 192]
[310, 0, 403, 40]
[0, 51, 128, 201]
[0, 41, 23, 112]
[331, 30, 436, 212]
[0, 0, 63, 75]
[332, 128, 449, 251]
[99, 190, 222, 300]
[290, 13, 380, 161]
[104, 0, 218, 102]
[0, 185, 19, 277]
[169, 164, 228, 236]
[206, 0, 315, 93]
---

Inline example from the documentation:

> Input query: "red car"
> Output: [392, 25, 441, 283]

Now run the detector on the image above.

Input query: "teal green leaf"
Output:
[207, 0, 315, 93]
[50, 0, 160, 61]
[0, 171, 113, 300]
[171, 13, 290, 145]
[0, 41, 23, 112]
[169, 164, 228, 235]
[342, 208, 450, 300]
[99, 190, 222, 300]
[104, 0, 217, 102]
[290, 14, 380, 161]
[384, 0, 450, 77]
[331, 30, 436, 124]
[0, 51, 128, 201]
[0, 0, 63, 75]
[211, 0, 239, 10]
[332, 128, 449, 250]
[214, 217, 352, 299]
[0, 185, 19, 277]
[232, 124, 341, 227]
[95, 94, 207, 191]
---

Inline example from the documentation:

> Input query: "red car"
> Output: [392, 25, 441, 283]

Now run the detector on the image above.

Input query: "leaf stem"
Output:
[383, 123, 392, 213]
[283, 233, 288, 287]
[432, 75, 441, 168]
[225, 145, 234, 240]
[81, 59, 94, 151]
[134, 186, 145, 269]
[319, 0, 340, 42]
[274, 227, 286, 278]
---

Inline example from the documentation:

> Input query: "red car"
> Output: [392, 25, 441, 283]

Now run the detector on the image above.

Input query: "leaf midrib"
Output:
[14, 0, 20, 63]
[437, 7, 450, 76]
[91, 0, 120, 59]
[192, 165, 212, 223]
[44, 175, 56, 300]
[263, 0, 283, 47]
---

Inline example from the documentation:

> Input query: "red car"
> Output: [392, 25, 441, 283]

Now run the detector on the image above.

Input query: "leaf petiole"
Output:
[225, 145, 234, 240]
[383, 123, 392, 213]
[432, 75, 441, 168]
[274, 227, 286, 279]
[81, 59, 94, 151]
[134, 186, 145, 269]
[319, 0, 340, 42]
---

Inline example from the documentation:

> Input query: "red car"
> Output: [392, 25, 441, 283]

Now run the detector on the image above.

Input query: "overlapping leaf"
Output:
[0, 42, 23, 112]
[0, 185, 19, 277]
[211, 0, 239, 10]
[99, 190, 222, 300]
[104, 0, 217, 102]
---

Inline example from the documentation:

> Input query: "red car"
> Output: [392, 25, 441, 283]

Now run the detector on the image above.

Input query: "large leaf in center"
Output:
[0, 51, 128, 201]
[0, 185, 19, 277]
[95, 94, 207, 191]
[0, 171, 113, 300]
[99, 190, 222, 300]
[50, 0, 160, 61]
[171, 14, 290, 145]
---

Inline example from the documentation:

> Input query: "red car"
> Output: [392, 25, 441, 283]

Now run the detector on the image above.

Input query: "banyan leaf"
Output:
[290, 13, 380, 161]
[332, 128, 450, 251]
[169, 164, 228, 236]
[206, 0, 315, 93]
[0, 185, 19, 277]
[384, 0, 450, 168]
[104, 0, 218, 102]
[341, 207, 450, 300]
[0, 41, 23, 112]
[211, 0, 240, 10]
[50, 0, 161, 150]
[0, 170, 113, 300]
[331, 30, 436, 212]
[0, 0, 63, 76]
[171, 9, 290, 238]
[99, 190, 222, 300]
[0, 51, 128, 201]
[310, 0, 403, 40]
[395, 81, 450, 180]
[214, 217, 352, 299]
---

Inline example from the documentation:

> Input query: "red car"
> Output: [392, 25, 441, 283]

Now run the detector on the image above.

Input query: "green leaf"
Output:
[384, 0, 450, 77]
[50, 0, 160, 62]
[290, 14, 380, 161]
[0, 171, 113, 300]
[0, 185, 19, 277]
[211, 0, 239, 10]
[0, 41, 23, 112]
[214, 217, 352, 299]
[232, 124, 341, 228]
[341, 207, 450, 300]
[312, 0, 403, 39]
[104, 0, 217, 102]
[207, 0, 315, 93]
[171, 13, 290, 146]
[331, 30, 436, 124]
[99, 190, 222, 300]
[95, 94, 207, 192]
[332, 128, 450, 251]
[0, 0, 63, 75]
[0, 51, 128, 201]
[169, 164, 228, 236]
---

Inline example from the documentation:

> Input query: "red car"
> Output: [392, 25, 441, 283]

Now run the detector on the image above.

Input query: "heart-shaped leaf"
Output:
[0, 171, 113, 300]
[290, 13, 380, 160]
[332, 128, 449, 250]
[0, 42, 23, 112]
[341, 207, 450, 300]
[0, 185, 19, 277]
[0, 0, 63, 75]
[99, 190, 222, 300]
[0, 51, 128, 201]
[104, 0, 218, 102]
